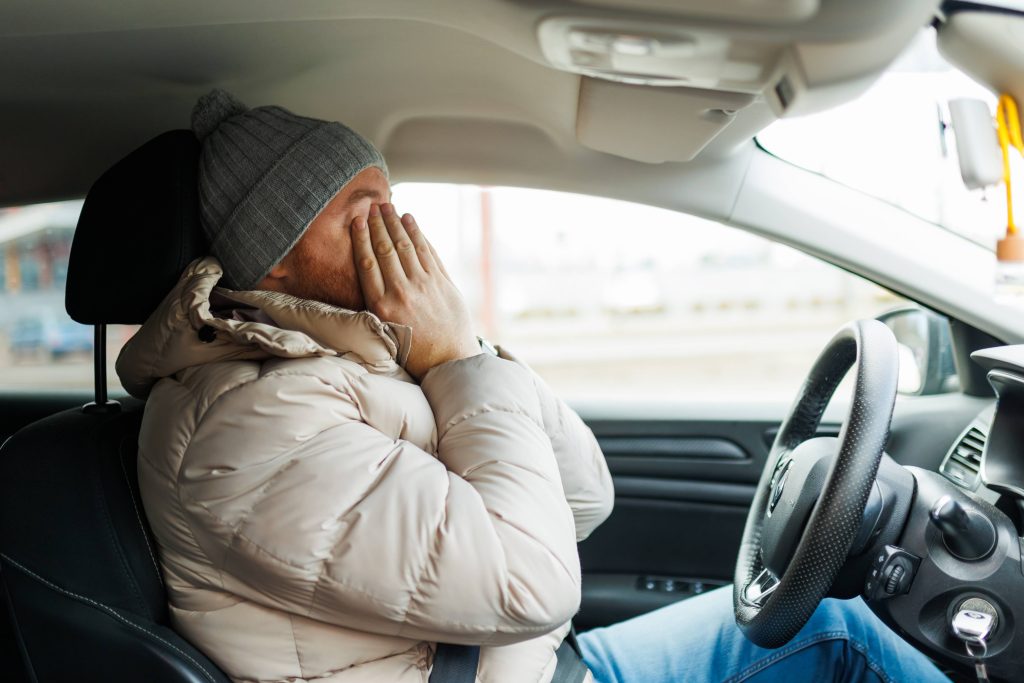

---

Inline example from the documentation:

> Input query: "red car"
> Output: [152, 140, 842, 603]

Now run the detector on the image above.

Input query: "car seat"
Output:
[0, 130, 230, 682]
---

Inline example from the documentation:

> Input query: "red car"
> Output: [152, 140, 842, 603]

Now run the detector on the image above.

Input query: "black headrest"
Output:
[66, 130, 207, 325]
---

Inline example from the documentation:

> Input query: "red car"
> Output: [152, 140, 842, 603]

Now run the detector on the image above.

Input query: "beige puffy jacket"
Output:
[115, 257, 614, 683]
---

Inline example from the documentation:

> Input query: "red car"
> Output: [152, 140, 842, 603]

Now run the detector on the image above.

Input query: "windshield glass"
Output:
[758, 29, 1000, 249]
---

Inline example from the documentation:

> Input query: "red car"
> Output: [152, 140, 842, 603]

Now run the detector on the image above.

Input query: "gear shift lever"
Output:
[929, 495, 997, 561]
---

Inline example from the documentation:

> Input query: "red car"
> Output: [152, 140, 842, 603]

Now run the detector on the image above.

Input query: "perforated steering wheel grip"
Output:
[733, 320, 898, 648]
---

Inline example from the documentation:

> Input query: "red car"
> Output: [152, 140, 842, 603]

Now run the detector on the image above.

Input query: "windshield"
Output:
[758, 29, 1000, 249]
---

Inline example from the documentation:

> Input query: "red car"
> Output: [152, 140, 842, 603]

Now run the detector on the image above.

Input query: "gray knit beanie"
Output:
[191, 89, 388, 290]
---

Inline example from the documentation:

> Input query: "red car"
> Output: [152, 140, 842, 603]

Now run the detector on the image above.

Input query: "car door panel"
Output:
[575, 415, 779, 630]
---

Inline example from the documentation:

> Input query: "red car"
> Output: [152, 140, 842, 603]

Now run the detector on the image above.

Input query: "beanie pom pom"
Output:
[191, 88, 249, 141]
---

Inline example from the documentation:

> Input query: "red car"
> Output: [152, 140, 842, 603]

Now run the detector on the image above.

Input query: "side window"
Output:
[0, 201, 137, 392]
[1, 189, 941, 401]
[392, 183, 918, 403]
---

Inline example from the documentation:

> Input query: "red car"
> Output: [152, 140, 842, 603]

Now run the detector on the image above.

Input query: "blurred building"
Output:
[0, 202, 81, 332]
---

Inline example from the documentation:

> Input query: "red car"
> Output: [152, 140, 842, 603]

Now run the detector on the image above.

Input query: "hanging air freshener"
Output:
[994, 94, 1024, 304]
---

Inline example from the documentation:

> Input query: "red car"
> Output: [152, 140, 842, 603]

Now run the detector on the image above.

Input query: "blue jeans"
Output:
[577, 586, 950, 683]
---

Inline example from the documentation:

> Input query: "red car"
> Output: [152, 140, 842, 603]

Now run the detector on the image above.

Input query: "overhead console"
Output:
[535, 0, 941, 162]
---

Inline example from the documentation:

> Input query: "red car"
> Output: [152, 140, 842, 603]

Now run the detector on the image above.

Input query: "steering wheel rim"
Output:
[733, 319, 899, 648]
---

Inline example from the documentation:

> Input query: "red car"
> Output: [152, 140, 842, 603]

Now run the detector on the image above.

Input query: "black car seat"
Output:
[0, 130, 231, 682]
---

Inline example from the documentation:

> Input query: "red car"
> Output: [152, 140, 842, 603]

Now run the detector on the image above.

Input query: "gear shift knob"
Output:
[929, 495, 996, 561]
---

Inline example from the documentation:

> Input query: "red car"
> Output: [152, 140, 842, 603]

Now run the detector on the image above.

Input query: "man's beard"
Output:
[283, 244, 365, 312]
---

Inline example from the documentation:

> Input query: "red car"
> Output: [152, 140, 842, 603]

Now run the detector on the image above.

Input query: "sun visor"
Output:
[938, 11, 1024, 115]
[575, 78, 754, 163]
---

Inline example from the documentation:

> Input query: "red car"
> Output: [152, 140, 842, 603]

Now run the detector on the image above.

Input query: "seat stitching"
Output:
[119, 438, 164, 587]
[92, 441, 150, 618]
[0, 553, 219, 683]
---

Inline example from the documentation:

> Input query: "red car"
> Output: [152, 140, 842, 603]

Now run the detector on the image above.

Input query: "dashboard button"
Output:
[864, 545, 920, 601]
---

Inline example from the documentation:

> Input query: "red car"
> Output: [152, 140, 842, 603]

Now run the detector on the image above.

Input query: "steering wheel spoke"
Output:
[743, 568, 780, 607]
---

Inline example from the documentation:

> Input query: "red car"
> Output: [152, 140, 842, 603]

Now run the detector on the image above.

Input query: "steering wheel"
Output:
[734, 319, 899, 648]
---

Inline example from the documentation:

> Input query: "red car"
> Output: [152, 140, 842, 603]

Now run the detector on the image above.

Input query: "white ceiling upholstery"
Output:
[0, 0, 939, 207]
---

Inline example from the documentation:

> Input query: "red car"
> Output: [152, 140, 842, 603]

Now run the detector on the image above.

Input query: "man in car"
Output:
[117, 89, 951, 683]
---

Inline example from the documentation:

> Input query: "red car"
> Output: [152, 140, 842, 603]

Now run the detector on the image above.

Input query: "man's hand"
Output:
[351, 203, 480, 380]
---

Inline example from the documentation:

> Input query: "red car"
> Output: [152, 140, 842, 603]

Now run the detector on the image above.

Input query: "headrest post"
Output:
[83, 324, 120, 415]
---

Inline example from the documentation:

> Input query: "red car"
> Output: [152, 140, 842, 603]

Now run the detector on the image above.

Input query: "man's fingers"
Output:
[400, 213, 439, 273]
[366, 204, 406, 285]
[380, 204, 424, 278]
[350, 215, 385, 300]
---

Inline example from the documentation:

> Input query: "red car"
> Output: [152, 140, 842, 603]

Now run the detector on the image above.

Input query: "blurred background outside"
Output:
[0, 188, 900, 403]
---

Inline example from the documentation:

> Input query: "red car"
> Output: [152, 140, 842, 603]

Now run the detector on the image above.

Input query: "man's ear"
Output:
[266, 262, 288, 280]
[255, 260, 290, 292]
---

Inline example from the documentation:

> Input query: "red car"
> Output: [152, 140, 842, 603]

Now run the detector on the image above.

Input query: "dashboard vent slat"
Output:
[940, 426, 986, 489]
[961, 434, 985, 453]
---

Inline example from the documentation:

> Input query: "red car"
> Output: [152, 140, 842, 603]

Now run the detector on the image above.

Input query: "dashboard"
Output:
[940, 346, 1024, 513]
[869, 344, 1024, 681]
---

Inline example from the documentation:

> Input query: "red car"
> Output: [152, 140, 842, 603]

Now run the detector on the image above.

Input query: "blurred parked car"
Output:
[9, 316, 93, 361]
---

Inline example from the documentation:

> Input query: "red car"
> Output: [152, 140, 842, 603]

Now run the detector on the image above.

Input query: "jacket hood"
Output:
[115, 256, 412, 399]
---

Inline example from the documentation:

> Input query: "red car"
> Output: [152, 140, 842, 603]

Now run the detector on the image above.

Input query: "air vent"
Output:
[941, 426, 986, 490]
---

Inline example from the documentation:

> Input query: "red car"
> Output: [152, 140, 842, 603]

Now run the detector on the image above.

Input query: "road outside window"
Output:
[1, 188, 911, 402]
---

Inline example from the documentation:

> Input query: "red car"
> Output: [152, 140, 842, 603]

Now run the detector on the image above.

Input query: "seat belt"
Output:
[551, 624, 590, 683]
[429, 643, 480, 683]
[429, 626, 589, 683]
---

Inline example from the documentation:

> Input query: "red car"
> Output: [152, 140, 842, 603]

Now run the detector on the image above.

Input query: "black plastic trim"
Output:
[950, 319, 1001, 397]
[613, 476, 755, 506]
[599, 436, 747, 460]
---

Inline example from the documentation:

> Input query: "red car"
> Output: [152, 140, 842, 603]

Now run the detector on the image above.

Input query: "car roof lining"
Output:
[1, 0, 941, 208]
[6, 1, 1024, 348]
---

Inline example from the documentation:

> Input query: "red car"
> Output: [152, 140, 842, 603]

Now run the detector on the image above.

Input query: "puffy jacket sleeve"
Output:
[496, 346, 614, 540]
[175, 353, 581, 646]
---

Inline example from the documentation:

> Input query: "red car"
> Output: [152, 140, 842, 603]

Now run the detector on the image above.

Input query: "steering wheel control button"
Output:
[864, 545, 920, 600]
[883, 565, 905, 595]
[929, 495, 997, 561]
